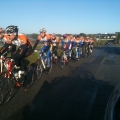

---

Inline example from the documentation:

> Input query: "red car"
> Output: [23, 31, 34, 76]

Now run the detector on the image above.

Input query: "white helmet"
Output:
[39, 28, 46, 33]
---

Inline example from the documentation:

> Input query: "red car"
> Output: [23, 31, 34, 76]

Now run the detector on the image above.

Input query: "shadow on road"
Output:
[21, 66, 114, 120]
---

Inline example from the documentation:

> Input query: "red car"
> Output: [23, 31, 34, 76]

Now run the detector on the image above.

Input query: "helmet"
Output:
[63, 34, 67, 38]
[6, 25, 18, 34]
[87, 36, 89, 38]
[40, 28, 46, 33]
[61, 37, 63, 39]
[70, 35, 73, 38]
[52, 33, 56, 36]
[0, 28, 5, 33]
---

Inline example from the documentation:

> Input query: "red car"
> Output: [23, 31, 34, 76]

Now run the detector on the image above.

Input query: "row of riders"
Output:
[0, 26, 94, 77]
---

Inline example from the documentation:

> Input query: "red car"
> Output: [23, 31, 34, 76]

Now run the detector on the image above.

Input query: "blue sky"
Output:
[0, 0, 120, 34]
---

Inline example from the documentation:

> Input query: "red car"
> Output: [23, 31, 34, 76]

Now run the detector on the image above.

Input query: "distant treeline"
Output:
[26, 33, 97, 40]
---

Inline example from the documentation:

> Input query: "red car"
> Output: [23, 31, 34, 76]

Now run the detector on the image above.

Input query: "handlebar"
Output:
[1, 51, 7, 57]
[0, 51, 14, 62]
[0, 53, 14, 73]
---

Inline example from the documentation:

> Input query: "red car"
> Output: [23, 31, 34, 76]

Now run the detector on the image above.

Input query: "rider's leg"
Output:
[41, 45, 46, 59]
[91, 45, 93, 53]
[53, 46, 57, 59]
[88, 45, 90, 55]
[86, 46, 89, 57]
[76, 47, 78, 58]
[54, 46, 58, 59]
[78, 47, 80, 58]
[83, 46, 86, 57]
[81, 47, 83, 55]
[68, 49, 71, 58]
[12, 44, 28, 83]
[65, 50, 68, 60]
[52, 46, 55, 58]
[12, 44, 28, 69]
[72, 47, 76, 59]
[46, 49, 51, 67]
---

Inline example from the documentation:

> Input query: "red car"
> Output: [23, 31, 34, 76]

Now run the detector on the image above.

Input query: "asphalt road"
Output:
[0, 43, 120, 120]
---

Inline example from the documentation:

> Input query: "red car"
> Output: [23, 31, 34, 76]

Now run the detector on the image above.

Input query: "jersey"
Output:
[62, 36, 72, 49]
[73, 37, 82, 47]
[89, 39, 94, 45]
[83, 39, 90, 46]
[37, 34, 51, 46]
[5, 34, 32, 47]
[51, 37, 59, 46]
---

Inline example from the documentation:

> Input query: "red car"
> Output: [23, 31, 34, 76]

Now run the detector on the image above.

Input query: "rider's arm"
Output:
[0, 43, 10, 54]
[68, 41, 72, 49]
[33, 35, 41, 50]
[0, 38, 5, 45]
[33, 39, 39, 50]
[92, 40, 94, 45]
[72, 41, 76, 47]
[0, 42, 16, 55]
[56, 37, 59, 46]
[61, 40, 65, 48]
[79, 41, 83, 47]
[46, 35, 52, 47]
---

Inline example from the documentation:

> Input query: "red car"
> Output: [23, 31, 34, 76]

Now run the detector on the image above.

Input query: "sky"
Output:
[0, 0, 120, 34]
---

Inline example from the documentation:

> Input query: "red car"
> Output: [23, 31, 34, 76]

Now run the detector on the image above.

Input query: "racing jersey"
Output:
[72, 37, 83, 47]
[89, 39, 94, 45]
[62, 38, 67, 49]
[4, 34, 32, 47]
[37, 34, 51, 46]
[76, 40, 83, 47]
[62, 36, 72, 49]
[71, 37, 75, 42]
[73, 38, 79, 47]
[51, 37, 59, 46]
[71, 37, 75, 46]
[83, 39, 90, 46]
